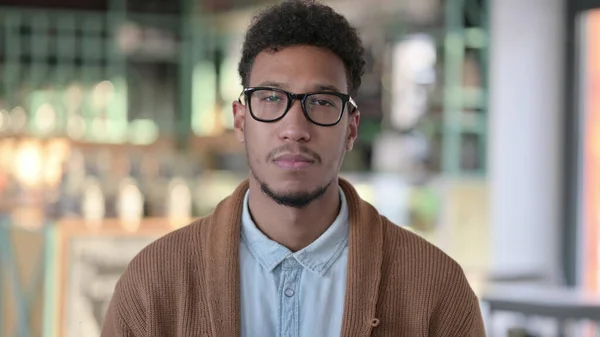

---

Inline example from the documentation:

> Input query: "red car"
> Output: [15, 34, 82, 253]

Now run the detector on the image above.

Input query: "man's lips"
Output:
[273, 154, 315, 169]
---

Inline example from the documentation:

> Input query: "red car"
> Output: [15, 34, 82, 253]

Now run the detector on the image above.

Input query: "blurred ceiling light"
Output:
[117, 23, 142, 55]
[390, 36, 437, 130]
[128, 119, 159, 145]
[67, 115, 86, 140]
[46, 139, 70, 160]
[10, 107, 28, 132]
[14, 141, 42, 187]
[35, 103, 57, 133]
[0, 109, 10, 132]
[92, 80, 115, 109]
[43, 155, 63, 188]
[65, 84, 84, 111]
[395, 35, 437, 83]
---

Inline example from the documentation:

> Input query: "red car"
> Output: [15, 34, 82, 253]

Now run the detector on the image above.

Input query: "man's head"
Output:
[233, 0, 365, 208]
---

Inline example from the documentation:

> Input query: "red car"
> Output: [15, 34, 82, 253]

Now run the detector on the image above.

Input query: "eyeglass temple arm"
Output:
[349, 97, 358, 112]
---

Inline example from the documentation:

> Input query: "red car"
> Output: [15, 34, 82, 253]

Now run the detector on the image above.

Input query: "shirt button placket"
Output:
[280, 258, 301, 337]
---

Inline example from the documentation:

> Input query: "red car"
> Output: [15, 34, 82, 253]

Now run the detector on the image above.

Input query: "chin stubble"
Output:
[245, 129, 347, 209]
[260, 177, 331, 209]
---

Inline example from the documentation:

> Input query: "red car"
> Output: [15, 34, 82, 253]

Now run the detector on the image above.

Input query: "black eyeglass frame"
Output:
[238, 87, 358, 127]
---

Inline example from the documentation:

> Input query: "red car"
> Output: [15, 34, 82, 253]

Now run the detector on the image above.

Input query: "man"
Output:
[102, 1, 486, 336]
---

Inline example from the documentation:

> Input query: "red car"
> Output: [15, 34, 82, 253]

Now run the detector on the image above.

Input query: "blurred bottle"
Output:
[139, 151, 163, 218]
[117, 157, 144, 232]
[167, 177, 192, 229]
[82, 176, 106, 231]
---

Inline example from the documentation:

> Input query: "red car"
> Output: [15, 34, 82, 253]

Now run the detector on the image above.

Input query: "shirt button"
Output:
[284, 288, 295, 297]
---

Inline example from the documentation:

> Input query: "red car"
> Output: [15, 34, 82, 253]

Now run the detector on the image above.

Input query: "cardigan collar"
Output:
[197, 177, 384, 337]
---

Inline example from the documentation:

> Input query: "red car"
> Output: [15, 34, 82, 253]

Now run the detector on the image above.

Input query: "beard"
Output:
[244, 127, 349, 209]
[250, 166, 332, 209]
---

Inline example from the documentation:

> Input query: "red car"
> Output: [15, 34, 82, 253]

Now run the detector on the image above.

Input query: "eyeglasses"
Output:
[238, 87, 358, 127]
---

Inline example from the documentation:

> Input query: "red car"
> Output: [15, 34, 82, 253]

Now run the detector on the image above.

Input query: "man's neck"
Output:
[247, 178, 341, 252]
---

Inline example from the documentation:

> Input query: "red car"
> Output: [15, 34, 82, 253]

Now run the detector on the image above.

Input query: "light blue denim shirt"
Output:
[240, 187, 349, 337]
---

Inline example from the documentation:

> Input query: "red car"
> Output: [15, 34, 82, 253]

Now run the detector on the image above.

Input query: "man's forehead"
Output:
[248, 48, 349, 93]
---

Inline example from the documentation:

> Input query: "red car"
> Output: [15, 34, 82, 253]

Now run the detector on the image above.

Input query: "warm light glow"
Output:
[43, 139, 69, 188]
[14, 141, 43, 187]
[46, 139, 70, 158]
[43, 156, 63, 187]
[0, 139, 16, 174]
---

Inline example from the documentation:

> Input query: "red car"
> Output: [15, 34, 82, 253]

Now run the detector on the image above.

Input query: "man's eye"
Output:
[309, 98, 334, 107]
[264, 96, 281, 102]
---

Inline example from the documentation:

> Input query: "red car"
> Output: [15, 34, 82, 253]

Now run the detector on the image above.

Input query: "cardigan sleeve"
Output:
[457, 296, 487, 337]
[101, 296, 136, 337]
[428, 263, 487, 337]
[101, 270, 147, 337]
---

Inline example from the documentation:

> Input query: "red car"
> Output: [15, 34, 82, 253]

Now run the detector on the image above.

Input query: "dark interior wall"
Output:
[0, 0, 108, 10]
[572, 0, 600, 11]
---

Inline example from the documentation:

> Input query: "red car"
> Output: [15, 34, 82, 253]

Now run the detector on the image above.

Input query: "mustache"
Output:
[266, 144, 322, 164]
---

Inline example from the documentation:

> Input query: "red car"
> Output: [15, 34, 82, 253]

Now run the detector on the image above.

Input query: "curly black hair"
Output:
[238, 0, 365, 97]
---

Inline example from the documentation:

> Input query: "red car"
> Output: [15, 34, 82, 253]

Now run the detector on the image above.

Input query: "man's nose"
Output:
[278, 100, 311, 142]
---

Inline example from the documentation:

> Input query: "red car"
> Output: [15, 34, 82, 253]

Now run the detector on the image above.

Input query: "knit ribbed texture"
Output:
[101, 178, 486, 337]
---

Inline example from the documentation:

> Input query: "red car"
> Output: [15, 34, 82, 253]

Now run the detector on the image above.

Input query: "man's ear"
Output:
[346, 109, 360, 151]
[233, 100, 246, 143]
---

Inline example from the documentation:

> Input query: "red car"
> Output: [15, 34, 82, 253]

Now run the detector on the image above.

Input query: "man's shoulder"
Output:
[380, 218, 467, 279]
[120, 217, 209, 284]
[105, 217, 213, 333]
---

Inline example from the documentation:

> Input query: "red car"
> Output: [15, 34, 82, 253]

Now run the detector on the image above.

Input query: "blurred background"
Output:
[0, 0, 597, 336]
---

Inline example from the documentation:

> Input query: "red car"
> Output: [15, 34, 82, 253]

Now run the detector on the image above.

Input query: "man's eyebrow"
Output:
[256, 81, 287, 89]
[313, 84, 343, 93]
[254, 82, 344, 93]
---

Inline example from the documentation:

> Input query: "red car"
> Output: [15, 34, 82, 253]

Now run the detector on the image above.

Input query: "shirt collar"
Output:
[240, 186, 349, 277]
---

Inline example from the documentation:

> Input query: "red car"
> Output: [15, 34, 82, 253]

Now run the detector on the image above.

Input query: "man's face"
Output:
[233, 45, 360, 208]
